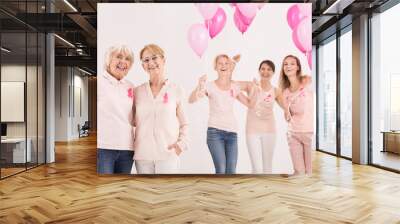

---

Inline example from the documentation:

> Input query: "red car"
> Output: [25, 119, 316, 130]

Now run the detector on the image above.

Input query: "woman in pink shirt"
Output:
[189, 54, 249, 174]
[280, 55, 314, 176]
[97, 45, 135, 174]
[244, 60, 287, 174]
[133, 44, 189, 174]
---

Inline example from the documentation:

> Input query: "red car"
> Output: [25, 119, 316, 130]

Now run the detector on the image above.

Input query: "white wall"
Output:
[98, 3, 313, 174]
[1, 82, 24, 123]
[55, 67, 89, 141]
[1, 65, 30, 138]
[312, 45, 317, 150]
[55, 67, 69, 141]
[71, 73, 89, 138]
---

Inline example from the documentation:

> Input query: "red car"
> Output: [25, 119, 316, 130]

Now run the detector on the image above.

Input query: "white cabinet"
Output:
[1, 138, 32, 163]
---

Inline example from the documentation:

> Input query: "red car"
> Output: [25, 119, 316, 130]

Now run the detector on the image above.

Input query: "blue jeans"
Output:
[97, 148, 134, 174]
[207, 127, 238, 174]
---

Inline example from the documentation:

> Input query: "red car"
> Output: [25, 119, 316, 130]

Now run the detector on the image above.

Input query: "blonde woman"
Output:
[133, 44, 189, 174]
[97, 45, 135, 174]
[189, 54, 248, 174]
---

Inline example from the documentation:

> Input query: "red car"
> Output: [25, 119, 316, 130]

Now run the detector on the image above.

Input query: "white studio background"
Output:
[98, 3, 312, 174]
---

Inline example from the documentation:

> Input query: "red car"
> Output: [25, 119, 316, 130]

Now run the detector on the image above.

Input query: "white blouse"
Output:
[133, 80, 189, 161]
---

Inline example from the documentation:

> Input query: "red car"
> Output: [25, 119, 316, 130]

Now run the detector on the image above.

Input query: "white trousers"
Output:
[246, 133, 276, 174]
[135, 157, 180, 174]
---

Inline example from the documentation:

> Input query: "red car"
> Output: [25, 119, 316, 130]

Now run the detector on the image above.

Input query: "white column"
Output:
[46, 32, 55, 163]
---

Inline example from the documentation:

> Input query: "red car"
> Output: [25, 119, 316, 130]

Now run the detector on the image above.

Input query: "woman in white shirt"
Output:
[97, 45, 135, 174]
[133, 44, 189, 174]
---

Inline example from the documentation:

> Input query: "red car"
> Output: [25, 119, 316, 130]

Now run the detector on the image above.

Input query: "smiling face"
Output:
[108, 51, 133, 80]
[259, 63, 274, 81]
[214, 55, 232, 78]
[283, 56, 300, 79]
[141, 49, 165, 76]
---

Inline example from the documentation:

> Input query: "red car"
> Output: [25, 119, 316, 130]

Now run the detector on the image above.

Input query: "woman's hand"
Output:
[199, 75, 207, 85]
[229, 54, 241, 72]
[198, 74, 207, 87]
[232, 54, 241, 63]
[197, 75, 207, 96]
[189, 75, 207, 103]
[168, 143, 182, 156]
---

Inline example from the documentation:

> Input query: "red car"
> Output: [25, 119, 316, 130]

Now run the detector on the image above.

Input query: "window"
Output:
[370, 3, 400, 171]
[317, 36, 337, 154]
[339, 28, 352, 158]
[0, 1, 46, 179]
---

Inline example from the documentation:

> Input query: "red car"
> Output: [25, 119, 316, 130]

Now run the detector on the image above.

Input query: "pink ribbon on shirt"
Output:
[127, 88, 134, 99]
[299, 87, 306, 97]
[163, 92, 169, 103]
[264, 93, 272, 102]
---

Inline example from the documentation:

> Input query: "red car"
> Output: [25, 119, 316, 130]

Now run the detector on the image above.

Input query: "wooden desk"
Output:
[1, 138, 31, 163]
[381, 131, 400, 154]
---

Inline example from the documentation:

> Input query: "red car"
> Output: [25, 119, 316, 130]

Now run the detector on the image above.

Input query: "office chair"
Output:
[79, 121, 90, 138]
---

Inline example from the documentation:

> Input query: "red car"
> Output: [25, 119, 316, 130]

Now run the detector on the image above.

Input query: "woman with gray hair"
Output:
[97, 45, 135, 174]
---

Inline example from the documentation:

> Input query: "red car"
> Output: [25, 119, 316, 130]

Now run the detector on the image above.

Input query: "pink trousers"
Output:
[287, 132, 313, 175]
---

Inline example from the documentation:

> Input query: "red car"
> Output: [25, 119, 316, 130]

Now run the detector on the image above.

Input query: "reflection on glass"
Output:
[0, 1, 46, 179]
[1, 32, 27, 177]
[38, 33, 46, 165]
[390, 75, 400, 130]
[340, 29, 352, 158]
[371, 4, 400, 171]
[27, 32, 38, 169]
[318, 37, 337, 154]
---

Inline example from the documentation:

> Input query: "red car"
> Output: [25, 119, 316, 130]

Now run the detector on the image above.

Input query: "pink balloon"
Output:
[306, 51, 312, 69]
[187, 24, 209, 58]
[233, 8, 249, 34]
[195, 3, 219, 20]
[205, 7, 226, 39]
[292, 17, 312, 53]
[292, 31, 306, 54]
[236, 6, 255, 25]
[287, 4, 307, 30]
[236, 3, 258, 18]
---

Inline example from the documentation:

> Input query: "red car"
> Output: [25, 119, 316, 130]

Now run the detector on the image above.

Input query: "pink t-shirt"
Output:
[97, 71, 135, 150]
[133, 81, 189, 161]
[283, 85, 314, 133]
[204, 81, 241, 133]
[246, 87, 276, 134]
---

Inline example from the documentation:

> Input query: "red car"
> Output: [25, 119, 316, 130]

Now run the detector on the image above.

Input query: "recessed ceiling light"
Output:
[63, 0, 78, 12]
[78, 67, 93, 76]
[1, 47, 11, 53]
[54, 34, 75, 48]
[322, 0, 355, 15]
